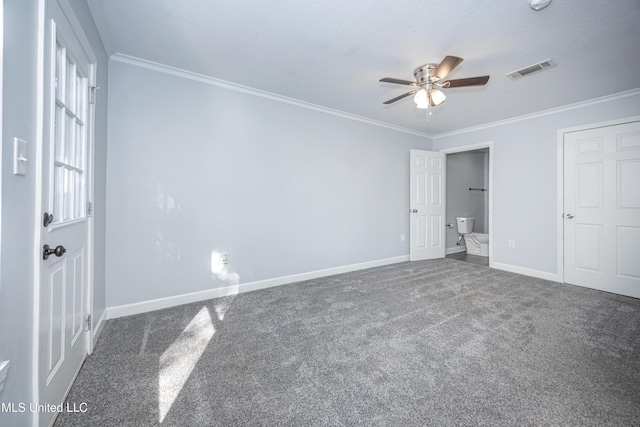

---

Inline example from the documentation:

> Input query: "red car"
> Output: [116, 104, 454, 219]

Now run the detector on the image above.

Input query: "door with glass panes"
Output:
[39, 1, 94, 424]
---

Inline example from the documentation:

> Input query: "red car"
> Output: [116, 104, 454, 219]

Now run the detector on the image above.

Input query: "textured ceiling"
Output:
[88, 0, 640, 136]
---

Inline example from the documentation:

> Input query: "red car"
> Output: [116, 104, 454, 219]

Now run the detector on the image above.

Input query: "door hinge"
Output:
[89, 86, 100, 105]
[87, 202, 93, 217]
[85, 314, 92, 331]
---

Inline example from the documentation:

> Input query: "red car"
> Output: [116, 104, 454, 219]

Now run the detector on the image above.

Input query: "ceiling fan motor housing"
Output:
[413, 64, 437, 86]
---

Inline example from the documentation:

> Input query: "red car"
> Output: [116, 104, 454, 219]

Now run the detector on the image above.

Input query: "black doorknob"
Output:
[43, 244, 66, 260]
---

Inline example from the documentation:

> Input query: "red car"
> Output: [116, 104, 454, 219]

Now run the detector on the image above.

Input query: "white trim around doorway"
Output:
[439, 141, 494, 268]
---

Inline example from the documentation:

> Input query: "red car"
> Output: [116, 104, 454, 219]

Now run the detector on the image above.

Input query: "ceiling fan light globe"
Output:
[431, 89, 446, 106]
[413, 88, 428, 105]
[415, 100, 429, 109]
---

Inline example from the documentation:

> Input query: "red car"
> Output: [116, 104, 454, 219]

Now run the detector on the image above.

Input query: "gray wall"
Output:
[1, 1, 39, 424]
[433, 92, 640, 276]
[0, 1, 107, 424]
[445, 151, 487, 251]
[105, 58, 431, 307]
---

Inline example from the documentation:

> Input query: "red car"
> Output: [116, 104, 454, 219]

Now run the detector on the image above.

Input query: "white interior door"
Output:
[564, 121, 640, 298]
[39, 2, 93, 425]
[410, 149, 446, 261]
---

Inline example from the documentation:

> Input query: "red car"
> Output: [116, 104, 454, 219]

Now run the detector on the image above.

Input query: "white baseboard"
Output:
[446, 246, 466, 255]
[491, 261, 560, 283]
[106, 255, 410, 320]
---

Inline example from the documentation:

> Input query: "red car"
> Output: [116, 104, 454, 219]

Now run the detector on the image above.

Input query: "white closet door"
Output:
[564, 121, 640, 298]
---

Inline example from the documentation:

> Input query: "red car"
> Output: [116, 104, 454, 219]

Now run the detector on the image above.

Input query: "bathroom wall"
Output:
[483, 152, 489, 232]
[445, 150, 488, 252]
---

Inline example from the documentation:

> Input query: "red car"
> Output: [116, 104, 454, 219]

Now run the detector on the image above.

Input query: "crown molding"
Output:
[433, 88, 640, 139]
[110, 53, 433, 139]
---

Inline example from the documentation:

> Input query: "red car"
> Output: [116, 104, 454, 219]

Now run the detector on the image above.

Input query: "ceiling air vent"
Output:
[506, 59, 556, 80]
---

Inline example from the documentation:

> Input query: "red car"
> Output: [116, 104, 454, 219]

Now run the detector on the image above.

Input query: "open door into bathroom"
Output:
[409, 149, 446, 261]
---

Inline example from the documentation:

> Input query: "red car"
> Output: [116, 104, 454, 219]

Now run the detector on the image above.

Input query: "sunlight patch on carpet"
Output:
[158, 306, 215, 422]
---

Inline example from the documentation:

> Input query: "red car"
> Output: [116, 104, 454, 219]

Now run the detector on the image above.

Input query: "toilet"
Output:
[456, 217, 489, 257]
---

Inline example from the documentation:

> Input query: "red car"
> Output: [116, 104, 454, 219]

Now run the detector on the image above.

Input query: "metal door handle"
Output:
[43, 244, 66, 260]
[409, 209, 418, 213]
[565, 213, 574, 219]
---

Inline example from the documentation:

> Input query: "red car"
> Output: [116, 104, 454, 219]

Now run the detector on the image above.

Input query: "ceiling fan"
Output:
[380, 55, 489, 119]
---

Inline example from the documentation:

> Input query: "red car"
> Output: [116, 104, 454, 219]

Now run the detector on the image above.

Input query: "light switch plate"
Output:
[14, 138, 28, 176]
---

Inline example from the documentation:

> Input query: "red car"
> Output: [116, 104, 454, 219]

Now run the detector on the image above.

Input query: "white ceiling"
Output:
[88, 0, 640, 136]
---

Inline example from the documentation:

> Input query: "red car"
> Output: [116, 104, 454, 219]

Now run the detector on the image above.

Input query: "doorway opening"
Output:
[440, 142, 493, 267]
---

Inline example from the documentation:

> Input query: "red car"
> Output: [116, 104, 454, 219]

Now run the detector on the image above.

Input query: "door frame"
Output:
[555, 115, 640, 285]
[440, 141, 494, 268]
[32, 0, 97, 424]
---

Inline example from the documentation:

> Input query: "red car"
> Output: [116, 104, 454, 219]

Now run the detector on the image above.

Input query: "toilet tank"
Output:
[456, 217, 475, 233]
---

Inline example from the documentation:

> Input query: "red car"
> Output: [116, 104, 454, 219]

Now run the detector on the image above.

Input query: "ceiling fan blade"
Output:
[430, 55, 464, 82]
[442, 75, 490, 88]
[383, 91, 416, 104]
[380, 77, 418, 86]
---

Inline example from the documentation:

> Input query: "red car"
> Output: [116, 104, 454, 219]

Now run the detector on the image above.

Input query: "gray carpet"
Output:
[55, 259, 640, 426]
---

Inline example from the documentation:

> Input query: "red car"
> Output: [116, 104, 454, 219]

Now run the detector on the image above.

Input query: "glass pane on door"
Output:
[51, 32, 88, 225]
